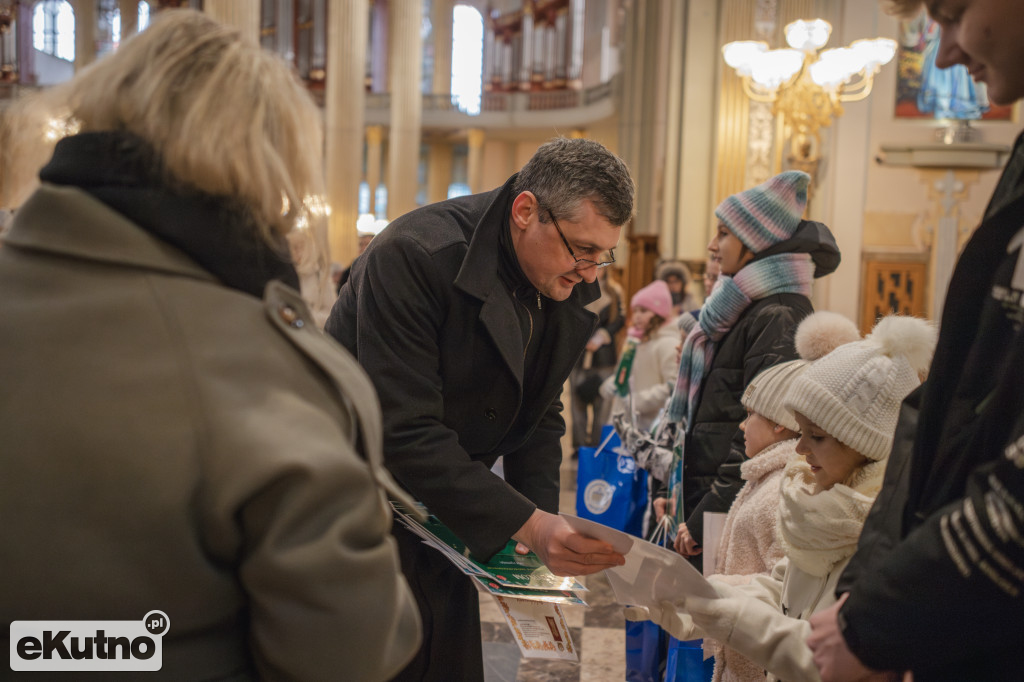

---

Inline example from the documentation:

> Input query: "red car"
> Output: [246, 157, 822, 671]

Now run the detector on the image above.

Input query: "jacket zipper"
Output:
[517, 297, 534, 358]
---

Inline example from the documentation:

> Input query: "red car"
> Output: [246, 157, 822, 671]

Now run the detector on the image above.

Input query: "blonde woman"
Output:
[0, 10, 419, 680]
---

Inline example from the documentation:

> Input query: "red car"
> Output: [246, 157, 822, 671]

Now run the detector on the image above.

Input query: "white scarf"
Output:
[776, 457, 882, 577]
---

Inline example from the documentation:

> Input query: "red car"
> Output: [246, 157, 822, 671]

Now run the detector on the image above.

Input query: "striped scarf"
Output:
[665, 253, 814, 429]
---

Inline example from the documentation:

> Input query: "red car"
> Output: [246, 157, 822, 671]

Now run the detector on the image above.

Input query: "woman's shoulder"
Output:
[746, 293, 813, 318]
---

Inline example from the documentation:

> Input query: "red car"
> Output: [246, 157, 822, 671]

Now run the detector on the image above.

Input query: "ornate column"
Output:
[918, 169, 981, 322]
[72, 0, 97, 71]
[325, 0, 369, 265]
[387, 0, 423, 219]
[365, 125, 385, 215]
[431, 0, 453, 96]
[466, 128, 485, 195]
[203, 0, 260, 44]
[427, 139, 453, 204]
[876, 142, 1010, 323]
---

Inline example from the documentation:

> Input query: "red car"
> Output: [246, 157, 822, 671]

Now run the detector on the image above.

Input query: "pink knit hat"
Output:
[630, 280, 673, 320]
[715, 170, 810, 253]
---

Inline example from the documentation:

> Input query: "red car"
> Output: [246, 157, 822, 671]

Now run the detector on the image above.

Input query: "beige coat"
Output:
[645, 458, 882, 682]
[0, 185, 421, 680]
[707, 441, 793, 682]
[702, 458, 882, 682]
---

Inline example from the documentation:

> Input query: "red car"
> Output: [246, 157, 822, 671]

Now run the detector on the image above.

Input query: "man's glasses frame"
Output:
[543, 207, 616, 270]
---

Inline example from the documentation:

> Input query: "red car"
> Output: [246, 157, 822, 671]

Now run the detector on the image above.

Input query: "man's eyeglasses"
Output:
[544, 208, 616, 270]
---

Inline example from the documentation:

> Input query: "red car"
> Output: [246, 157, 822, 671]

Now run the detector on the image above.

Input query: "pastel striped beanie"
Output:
[715, 170, 810, 253]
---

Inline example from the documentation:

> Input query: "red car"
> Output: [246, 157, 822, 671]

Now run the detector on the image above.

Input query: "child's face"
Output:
[707, 223, 753, 276]
[793, 411, 868, 491]
[631, 306, 656, 334]
[739, 410, 788, 459]
[929, 0, 1024, 106]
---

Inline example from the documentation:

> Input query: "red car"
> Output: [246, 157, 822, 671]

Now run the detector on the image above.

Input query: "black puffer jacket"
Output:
[681, 292, 812, 545]
[683, 219, 839, 548]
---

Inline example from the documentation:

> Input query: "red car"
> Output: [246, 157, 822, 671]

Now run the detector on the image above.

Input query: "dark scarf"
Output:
[496, 200, 551, 399]
[497, 201, 547, 354]
[39, 132, 300, 298]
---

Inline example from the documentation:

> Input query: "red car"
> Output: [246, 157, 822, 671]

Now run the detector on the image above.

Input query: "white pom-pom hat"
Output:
[742, 311, 861, 432]
[784, 315, 937, 461]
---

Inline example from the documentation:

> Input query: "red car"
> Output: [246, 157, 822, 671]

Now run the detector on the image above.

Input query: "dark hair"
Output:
[640, 314, 667, 341]
[513, 137, 635, 227]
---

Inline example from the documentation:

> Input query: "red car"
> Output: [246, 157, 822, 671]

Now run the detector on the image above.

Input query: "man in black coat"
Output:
[807, 1, 1024, 680]
[326, 137, 633, 681]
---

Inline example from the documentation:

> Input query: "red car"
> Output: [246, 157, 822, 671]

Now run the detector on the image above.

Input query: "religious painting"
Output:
[894, 9, 1014, 120]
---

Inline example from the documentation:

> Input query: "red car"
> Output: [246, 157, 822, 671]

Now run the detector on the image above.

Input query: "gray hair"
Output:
[513, 137, 635, 227]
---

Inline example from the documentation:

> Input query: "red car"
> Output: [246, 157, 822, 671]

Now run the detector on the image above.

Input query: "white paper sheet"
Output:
[560, 513, 719, 609]
[701, 512, 728, 578]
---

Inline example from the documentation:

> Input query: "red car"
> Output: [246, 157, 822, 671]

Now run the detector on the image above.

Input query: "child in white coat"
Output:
[700, 311, 861, 682]
[630, 314, 936, 682]
[603, 279, 681, 433]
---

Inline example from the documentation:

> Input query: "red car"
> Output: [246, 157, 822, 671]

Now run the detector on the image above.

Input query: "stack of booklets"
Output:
[391, 502, 588, 607]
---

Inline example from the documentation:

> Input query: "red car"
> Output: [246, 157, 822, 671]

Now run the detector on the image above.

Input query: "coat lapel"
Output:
[452, 175, 601, 391]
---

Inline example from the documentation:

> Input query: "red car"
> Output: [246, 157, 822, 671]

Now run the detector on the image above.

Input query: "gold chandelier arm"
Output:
[838, 73, 875, 102]
[740, 76, 778, 103]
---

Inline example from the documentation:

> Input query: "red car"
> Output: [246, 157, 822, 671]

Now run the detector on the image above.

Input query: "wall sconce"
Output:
[723, 19, 896, 174]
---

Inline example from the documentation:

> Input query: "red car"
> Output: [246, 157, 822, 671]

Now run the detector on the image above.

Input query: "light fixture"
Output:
[723, 19, 896, 172]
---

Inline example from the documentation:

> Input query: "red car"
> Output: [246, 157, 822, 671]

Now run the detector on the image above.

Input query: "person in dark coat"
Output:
[663, 171, 840, 570]
[325, 137, 633, 681]
[807, 1, 1024, 679]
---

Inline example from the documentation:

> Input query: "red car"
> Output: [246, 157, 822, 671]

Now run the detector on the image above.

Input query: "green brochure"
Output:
[391, 502, 587, 595]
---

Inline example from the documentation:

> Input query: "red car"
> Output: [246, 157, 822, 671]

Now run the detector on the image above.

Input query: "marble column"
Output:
[466, 128, 485, 195]
[387, 0, 423, 219]
[431, 0, 453, 97]
[325, 0, 369, 265]
[204, 0, 259, 44]
[427, 140, 453, 204]
[365, 125, 385, 216]
[72, 0, 97, 71]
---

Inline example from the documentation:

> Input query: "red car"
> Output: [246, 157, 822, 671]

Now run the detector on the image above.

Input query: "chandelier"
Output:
[722, 19, 896, 171]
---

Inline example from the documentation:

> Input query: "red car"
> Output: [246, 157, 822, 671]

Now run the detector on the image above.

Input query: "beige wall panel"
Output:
[862, 212, 921, 249]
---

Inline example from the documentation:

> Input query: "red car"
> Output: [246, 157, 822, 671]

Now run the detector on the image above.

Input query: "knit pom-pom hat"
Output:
[715, 170, 810, 253]
[630, 279, 674, 322]
[784, 315, 937, 461]
[742, 311, 861, 432]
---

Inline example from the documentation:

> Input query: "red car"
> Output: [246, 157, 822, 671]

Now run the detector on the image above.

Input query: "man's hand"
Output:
[512, 509, 625, 576]
[807, 594, 879, 682]
[674, 522, 702, 556]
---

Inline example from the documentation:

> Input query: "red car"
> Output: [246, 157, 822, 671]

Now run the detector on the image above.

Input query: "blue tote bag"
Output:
[575, 425, 647, 537]
[665, 637, 714, 682]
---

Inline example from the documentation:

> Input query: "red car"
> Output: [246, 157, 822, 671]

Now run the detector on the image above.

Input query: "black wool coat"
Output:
[837, 171, 1024, 681]
[326, 175, 599, 560]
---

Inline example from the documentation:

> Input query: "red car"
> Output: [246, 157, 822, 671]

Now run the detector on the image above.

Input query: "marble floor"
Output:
[481, 450, 627, 681]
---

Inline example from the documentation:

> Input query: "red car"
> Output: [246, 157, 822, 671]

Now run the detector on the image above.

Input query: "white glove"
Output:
[674, 582, 822, 682]
[623, 603, 703, 642]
